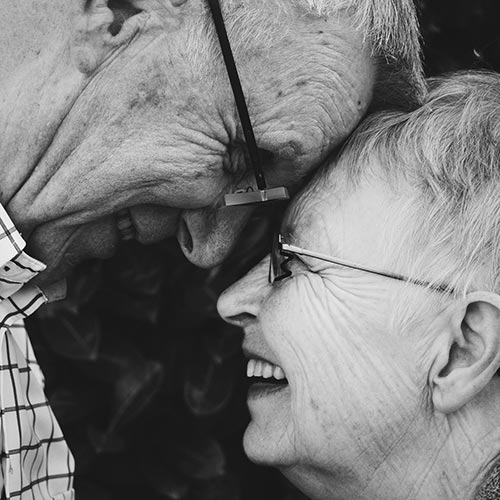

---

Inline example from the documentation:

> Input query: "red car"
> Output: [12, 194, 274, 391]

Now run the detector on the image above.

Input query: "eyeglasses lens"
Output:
[269, 234, 292, 284]
[269, 233, 279, 284]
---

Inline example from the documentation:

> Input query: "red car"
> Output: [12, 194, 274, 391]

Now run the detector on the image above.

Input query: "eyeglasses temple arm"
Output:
[281, 242, 453, 294]
[206, 0, 267, 190]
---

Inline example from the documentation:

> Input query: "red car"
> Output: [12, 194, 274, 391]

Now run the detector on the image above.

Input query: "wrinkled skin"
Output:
[218, 168, 434, 499]
[0, 0, 374, 284]
[217, 163, 500, 500]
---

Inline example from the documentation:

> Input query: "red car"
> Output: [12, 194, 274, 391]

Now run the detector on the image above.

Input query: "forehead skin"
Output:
[283, 163, 404, 270]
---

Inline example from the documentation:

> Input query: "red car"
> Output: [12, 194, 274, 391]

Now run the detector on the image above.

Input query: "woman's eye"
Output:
[287, 256, 309, 275]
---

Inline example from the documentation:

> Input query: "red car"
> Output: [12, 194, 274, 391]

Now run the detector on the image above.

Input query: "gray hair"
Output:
[338, 70, 500, 296]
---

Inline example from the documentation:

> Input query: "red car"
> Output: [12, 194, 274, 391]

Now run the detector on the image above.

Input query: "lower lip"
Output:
[248, 382, 289, 399]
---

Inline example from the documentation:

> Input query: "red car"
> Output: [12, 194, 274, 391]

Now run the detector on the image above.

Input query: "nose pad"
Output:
[224, 186, 290, 207]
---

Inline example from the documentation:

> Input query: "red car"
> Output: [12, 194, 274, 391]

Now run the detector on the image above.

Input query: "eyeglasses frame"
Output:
[269, 233, 454, 294]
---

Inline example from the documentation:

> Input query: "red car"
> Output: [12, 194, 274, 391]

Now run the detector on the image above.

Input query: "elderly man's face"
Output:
[218, 167, 438, 496]
[0, 0, 374, 283]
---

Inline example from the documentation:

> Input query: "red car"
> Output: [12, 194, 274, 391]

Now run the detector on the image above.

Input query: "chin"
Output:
[32, 256, 83, 287]
[26, 217, 121, 284]
[242, 417, 296, 468]
[242, 424, 267, 464]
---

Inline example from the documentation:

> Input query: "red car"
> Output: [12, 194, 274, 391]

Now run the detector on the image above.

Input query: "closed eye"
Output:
[284, 254, 313, 277]
[291, 254, 330, 276]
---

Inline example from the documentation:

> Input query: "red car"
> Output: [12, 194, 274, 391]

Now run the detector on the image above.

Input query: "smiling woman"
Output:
[218, 70, 500, 500]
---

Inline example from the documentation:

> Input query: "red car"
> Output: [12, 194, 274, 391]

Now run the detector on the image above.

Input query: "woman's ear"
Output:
[430, 291, 500, 414]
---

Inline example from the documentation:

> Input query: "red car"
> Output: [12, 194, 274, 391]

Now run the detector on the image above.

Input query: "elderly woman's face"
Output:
[218, 169, 434, 496]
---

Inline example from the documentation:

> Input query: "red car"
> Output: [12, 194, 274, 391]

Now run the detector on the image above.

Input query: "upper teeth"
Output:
[247, 359, 286, 380]
[117, 209, 135, 240]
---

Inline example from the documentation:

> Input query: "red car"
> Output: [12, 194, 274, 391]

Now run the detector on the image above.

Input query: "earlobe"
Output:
[431, 292, 500, 414]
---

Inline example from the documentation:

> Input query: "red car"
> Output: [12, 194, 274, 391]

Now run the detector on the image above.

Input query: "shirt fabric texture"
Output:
[476, 461, 500, 499]
[0, 203, 74, 499]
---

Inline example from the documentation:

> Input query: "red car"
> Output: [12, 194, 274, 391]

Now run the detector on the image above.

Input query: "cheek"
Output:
[262, 277, 423, 466]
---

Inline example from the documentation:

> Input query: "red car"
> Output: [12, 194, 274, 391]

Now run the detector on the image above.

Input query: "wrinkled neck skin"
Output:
[281, 378, 500, 500]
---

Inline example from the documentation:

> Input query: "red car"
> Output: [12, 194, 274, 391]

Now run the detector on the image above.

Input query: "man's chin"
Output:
[26, 217, 121, 287]
[30, 258, 79, 287]
[29, 220, 180, 287]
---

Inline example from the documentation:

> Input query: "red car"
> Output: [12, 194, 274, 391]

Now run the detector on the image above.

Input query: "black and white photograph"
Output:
[1, 1, 500, 499]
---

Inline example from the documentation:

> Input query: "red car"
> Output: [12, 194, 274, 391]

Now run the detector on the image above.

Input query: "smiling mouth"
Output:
[246, 358, 289, 396]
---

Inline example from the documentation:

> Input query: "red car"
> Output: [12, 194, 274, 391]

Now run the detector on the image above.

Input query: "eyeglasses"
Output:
[269, 233, 454, 294]
[206, 0, 290, 207]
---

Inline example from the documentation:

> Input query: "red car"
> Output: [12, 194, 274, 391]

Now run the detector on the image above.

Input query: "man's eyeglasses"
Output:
[206, 0, 290, 207]
[269, 233, 454, 294]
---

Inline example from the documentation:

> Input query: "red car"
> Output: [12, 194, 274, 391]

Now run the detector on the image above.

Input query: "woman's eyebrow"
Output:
[280, 224, 296, 242]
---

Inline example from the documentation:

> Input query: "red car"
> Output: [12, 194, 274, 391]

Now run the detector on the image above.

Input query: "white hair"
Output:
[338, 71, 500, 297]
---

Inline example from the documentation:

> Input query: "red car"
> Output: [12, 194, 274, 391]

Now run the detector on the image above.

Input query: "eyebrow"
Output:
[280, 224, 296, 243]
[279, 223, 342, 259]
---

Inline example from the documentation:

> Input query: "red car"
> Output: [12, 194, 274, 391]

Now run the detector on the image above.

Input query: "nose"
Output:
[217, 258, 271, 327]
[178, 206, 253, 268]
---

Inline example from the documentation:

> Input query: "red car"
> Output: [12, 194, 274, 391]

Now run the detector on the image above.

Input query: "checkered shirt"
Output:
[0, 204, 74, 499]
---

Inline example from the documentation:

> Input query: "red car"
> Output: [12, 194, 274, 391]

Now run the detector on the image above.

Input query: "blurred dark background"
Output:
[27, 2, 500, 499]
